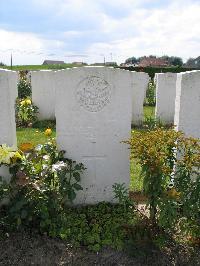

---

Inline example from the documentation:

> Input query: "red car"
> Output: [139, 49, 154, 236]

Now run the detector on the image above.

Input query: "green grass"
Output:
[130, 158, 143, 192]
[17, 128, 56, 147]
[2, 64, 84, 71]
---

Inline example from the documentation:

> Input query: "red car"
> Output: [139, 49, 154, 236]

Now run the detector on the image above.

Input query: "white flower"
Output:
[43, 155, 50, 161]
[52, 161, 68, 172]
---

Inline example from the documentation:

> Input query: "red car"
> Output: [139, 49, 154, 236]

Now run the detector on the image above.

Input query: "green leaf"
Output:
[74, 164, 82, 171]
[21, 209, 28, 219]
[73, 183, 83, 191]
[68, 189, 76, 201]
[73, 172, 81, 182]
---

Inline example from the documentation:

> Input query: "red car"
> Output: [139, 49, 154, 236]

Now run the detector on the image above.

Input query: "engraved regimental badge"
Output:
[76, 76, 111, 112]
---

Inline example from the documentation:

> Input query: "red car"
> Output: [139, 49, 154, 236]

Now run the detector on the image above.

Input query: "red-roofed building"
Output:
[139, 57, 169, 67]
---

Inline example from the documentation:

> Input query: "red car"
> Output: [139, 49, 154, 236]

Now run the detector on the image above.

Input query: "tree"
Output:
[0, 62, 6, 66]
[169, 56, 183, 66]
[125, 56, 138, 64]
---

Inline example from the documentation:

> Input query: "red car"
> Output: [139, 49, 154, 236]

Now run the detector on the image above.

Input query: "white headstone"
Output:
[31, 70, 56, 120]
[132, 72, 149, 125]
[0, 69, 18, 181]
[55, 67, 134, 204]
[155, 73, 177, 124]
[174, 71, 200, 138]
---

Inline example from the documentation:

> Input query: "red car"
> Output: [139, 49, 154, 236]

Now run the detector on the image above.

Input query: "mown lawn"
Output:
[16, 106, 155, 192]
[17, 128, 56, 147]
[2, 64, 79, 71]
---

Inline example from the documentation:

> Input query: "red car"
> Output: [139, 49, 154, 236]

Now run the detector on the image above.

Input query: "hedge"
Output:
[119, 66, 200, 79]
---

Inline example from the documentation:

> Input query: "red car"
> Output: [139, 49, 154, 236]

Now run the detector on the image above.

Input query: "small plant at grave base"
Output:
[113, 183, 168, 253]
[144, 81, 156, 106]
[59, 199, 136, 252]
[0, 141, 85, 236]
[113, 183, 134, 209]
[18, 71, 31, 99]
[44, 128, 52, 137]
[0, 143, 138, 252]
[15, 98, 39, 127]
[124, 128, 200, 241]
[143, 116, 164, 130]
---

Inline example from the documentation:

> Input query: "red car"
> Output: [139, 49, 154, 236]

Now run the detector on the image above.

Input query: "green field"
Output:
[1, 64, 82, 71]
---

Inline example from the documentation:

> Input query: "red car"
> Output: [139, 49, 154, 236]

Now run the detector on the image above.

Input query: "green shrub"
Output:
[18, 71, 31, 99]
[124, 128, 200, 239]
[15, 98, 39, 127]
[59, 201, 136, 251]
[0, 142, 138, 252]
[0, 141, 85, 235]
[145, 81, 156, 106]
[120, 66, 200, 79]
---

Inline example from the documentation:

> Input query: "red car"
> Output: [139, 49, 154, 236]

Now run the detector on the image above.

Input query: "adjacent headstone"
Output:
[0, 69, 18, 181]
[174, 70, 200, 138]
[31, 70, 56, 120]
[55, 67, 134, 204]
[132, 72, 149, 125]
[155, 73, 177, 124]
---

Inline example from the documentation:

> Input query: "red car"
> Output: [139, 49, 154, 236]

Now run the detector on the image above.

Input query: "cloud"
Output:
[87, 0, 200, 63]
[0, 29, 65, 65]
[0, 0, 200, 64]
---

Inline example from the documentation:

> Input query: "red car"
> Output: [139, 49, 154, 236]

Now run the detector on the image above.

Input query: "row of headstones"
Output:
[155, 70, 200, 138]
[0, 67, 199, 204]
[31, 68, 149, 126]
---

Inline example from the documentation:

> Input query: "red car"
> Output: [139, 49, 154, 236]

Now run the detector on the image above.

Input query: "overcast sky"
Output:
[0, 0, 200, 65]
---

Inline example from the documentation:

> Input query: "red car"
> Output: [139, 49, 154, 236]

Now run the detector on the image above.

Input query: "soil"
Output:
[0, 230, 199, 266]
[129, 191, 148, 203]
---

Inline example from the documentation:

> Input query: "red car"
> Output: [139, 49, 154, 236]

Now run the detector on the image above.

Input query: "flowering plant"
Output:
[124, 128, 200, 238]
[0, 141, 86, 234]
[15, 98, 39, 127]
[0, 144, 22, 165]
[18, 71, 31, 99]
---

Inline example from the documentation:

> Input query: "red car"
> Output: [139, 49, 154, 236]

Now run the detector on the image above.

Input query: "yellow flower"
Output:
[167, 188, 181, 200]
[11, 151, 23, 163]
[45, 128, 52, 136]
[0, 144, 16, 164]
[19, 142, 34, 152]
[25, 99, 31, 105]
[20, 100, 26, 106]
[20, 99, 31, 106]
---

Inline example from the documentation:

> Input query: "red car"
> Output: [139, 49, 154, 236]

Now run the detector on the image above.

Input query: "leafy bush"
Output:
[0, 141, 138, 252]
[59, 201, 136, 251]
[120, 66, 200, 79]
[143, 116, 163, 130]
[124, 128, 200, 239]
[0, 141, 85, 236]
[57, 183, 136, 251]
[15, 98, 39, 127]
[18, 71, 31, 99]
[145, 81, 156, 106]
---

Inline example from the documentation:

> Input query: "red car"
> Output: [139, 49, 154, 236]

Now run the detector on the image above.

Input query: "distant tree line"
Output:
[125, 55, 183, 67]
[0, 62, 6, 66]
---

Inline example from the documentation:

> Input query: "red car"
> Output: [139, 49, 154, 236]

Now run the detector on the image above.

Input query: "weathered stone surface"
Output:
[155, 73, 177, 124]
[0, 69, 18, 181]
[175, 70, 200, 138]
[131, 72, 149, 125]
[55, 67, 134, 204]
[31, 70, 56, 120]
[0, 69, 17, 147]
